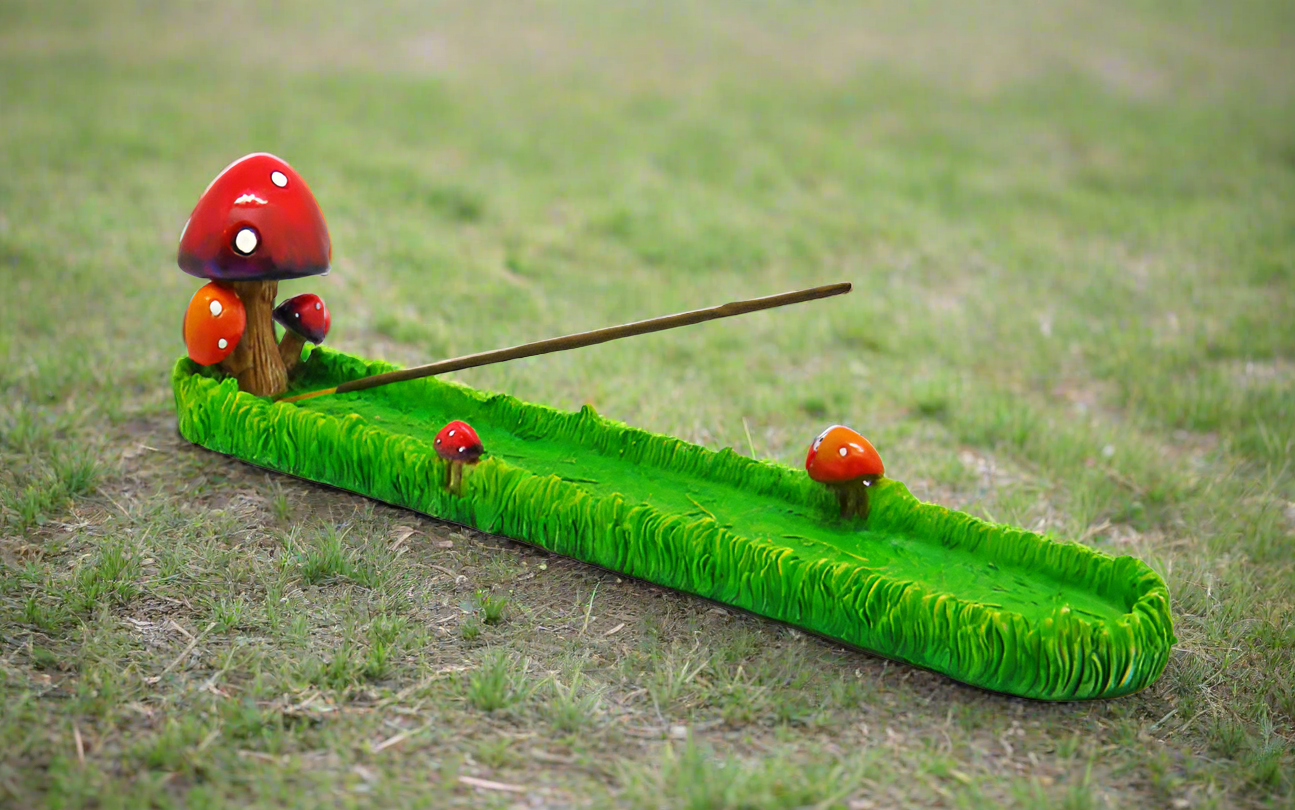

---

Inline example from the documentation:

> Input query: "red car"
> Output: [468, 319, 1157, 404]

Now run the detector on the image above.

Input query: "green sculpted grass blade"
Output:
[173, 348, 1174, 700]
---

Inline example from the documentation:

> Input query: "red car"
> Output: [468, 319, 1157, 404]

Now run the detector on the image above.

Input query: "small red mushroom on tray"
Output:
[805, 424, 885, 520]
[434, 420, 484, 496]
[183, 282, 247, 366]
[274, 293, 330, 372]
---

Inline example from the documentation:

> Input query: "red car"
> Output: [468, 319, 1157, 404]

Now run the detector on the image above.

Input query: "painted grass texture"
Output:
[175, 349, 1173, 700]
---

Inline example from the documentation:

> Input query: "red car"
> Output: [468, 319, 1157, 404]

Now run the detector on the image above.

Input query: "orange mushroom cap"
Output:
[183, 282, 246, 365]
[805, 425, 884, 484]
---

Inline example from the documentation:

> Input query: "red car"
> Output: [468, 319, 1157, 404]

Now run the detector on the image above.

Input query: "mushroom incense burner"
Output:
[178, 153, 332, 397]
[170, 156, 1174, 701]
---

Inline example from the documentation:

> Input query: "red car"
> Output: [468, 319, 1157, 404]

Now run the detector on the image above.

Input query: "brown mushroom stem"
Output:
[219, 354, 254, 378]
[220, 280, 288, 397]
[278, 331, 307, 373]
[446, 461, 462, 496]
[830, 475, 879, 520]
[443, 461, 479, 496]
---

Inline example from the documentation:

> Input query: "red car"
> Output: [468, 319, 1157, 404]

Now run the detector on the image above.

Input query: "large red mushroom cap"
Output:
[177, 153, 331, 282]
[805, 425, 884, 484]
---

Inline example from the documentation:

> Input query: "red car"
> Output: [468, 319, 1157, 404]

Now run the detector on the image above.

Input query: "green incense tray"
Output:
[172, 348, 1174, 700]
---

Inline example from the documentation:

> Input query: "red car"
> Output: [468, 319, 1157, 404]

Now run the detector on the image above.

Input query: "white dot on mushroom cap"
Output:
[217, 338, 228, 349]
[315, 302, 322, 310]
[448, 429, 456, 437]
[209, 299, 223, 317]
[838, 446, 847, 457]
[271, 171, 287, 188]
[234, 227, 258, 254]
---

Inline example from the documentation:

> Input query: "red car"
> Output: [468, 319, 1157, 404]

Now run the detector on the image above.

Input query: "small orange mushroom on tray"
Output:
[805, 424, 885, 520]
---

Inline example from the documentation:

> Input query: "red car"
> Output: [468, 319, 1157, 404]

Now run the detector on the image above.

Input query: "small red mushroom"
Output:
[274, 293, 331, 370]
[805, 424, 885, 520]
[182, 282, 247, 366]
[434, 420, 484, 495]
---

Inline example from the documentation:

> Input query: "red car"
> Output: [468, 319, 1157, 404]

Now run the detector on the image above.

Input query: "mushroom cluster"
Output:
[805, 424, 884, 520]
[178, 153, 332, 396]
[434, 420, 484, 496]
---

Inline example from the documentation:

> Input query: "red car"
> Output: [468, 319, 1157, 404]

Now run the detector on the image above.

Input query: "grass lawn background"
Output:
[1, 0, 1292, 807]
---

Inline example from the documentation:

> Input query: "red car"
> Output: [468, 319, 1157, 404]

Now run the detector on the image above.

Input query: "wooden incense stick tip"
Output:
[278, 386, 338, 404]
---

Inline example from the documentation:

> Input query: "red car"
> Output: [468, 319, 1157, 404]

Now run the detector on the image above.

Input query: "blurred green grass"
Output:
[1, 0, 1292, 807]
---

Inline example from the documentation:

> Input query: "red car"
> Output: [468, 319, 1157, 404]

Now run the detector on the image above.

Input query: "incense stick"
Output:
[277, 281, 852, 404]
